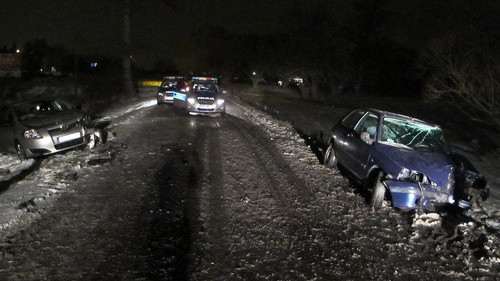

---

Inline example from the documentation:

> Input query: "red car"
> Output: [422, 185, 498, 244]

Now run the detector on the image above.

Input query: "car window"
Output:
[355, 112, 379, 137]
[342, 110, 366, 130]
[161, 80, 179, 88]
[192, 83, 217, 92]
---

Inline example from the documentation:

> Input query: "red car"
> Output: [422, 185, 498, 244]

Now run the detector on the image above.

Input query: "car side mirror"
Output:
[360, 132, 374, 145]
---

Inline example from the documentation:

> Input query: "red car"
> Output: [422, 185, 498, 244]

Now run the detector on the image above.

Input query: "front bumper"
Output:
[20, 126, 90, 158]
[384, 179, 470, 211]
[186, 102, 225, 114]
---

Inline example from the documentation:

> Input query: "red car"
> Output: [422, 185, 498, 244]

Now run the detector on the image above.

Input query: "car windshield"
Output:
[193, 83, 218, 92]
[381, 117, 448, 152]
[13, 100, 70, 120]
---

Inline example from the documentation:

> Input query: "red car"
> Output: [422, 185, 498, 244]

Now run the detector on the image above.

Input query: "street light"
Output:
[16, 49, 20, 53]
[252, 71, 256, 76]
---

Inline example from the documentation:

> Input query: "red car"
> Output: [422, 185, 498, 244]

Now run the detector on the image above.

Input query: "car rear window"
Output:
[342, 110, 366, 130]
[161, 80, 179, 87]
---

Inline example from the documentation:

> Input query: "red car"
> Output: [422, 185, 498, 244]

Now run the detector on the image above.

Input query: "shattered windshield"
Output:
[13, 100, 69, 120]
[381, 117, 449, 152]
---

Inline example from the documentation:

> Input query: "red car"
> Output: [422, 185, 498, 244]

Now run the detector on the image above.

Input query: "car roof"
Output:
[364, 108, 438, 127]
[191, 77, 218, 83]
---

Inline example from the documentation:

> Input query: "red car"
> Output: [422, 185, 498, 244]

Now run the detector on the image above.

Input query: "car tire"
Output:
[16, 142, 27, 161]
[323, 142, 338, 169]
[371, 171, 386, 209]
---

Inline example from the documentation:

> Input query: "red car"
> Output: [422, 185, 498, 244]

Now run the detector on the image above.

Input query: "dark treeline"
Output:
[185, 0, 499, 122]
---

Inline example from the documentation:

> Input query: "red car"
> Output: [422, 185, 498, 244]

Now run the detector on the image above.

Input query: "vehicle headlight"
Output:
[158, 92, 164, 96]
[79, 115, 91, 126]
[216, 99, 225, 105]
[397, 167, 411, 180]
[397, 167, 433, 185]
[24, 129, 42, 139]
[187, 97, 196, 104]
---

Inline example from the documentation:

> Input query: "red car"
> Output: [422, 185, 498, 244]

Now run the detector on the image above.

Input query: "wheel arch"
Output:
[366, 166, 393, 203]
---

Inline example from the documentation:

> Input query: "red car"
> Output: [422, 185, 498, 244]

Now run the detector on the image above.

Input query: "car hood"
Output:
[159, 86, 176, 91]
[375, 142, 455, 188]
[20, 110, 84, 128]
[195, 91, 221, 98]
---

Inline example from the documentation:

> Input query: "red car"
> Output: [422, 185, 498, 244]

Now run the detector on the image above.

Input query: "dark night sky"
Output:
[0, 0, 314, 68]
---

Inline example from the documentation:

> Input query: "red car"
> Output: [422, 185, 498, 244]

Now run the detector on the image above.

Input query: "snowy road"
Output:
[0, 101, 498, 280]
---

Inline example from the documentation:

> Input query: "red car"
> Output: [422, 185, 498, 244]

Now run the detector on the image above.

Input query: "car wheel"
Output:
[371, 171, 386, 209]
[16, 142, 27, 161]
[323, 142, 338, 169]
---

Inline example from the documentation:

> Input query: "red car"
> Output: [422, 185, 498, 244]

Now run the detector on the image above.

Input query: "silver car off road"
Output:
[0, 100, 94, 160]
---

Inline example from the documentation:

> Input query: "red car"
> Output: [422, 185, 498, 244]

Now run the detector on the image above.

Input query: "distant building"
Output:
[0, 53, 22, 77]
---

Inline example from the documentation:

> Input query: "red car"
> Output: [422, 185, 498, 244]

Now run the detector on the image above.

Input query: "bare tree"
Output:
[424, 33, 500, 127]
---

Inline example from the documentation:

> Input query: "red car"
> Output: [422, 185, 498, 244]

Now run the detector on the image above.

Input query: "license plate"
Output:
[198, 104, 215, 109]
[57, 132, 81, 143]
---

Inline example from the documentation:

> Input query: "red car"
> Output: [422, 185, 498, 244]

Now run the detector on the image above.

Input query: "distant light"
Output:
[16, 49, 20, 53]
[278, 80, 283, 86]
[90, 62, 98, 68]
[51, 67, 57, 73]
[40, 68, 43, 72]
[252, 72, 256, 76]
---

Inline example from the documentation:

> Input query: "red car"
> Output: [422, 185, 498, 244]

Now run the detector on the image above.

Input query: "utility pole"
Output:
[123, 0, 136, 97]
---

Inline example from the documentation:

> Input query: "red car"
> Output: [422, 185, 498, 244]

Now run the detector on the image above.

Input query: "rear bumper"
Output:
[157, 93, 174, 103]
[384, 179, 469, 211]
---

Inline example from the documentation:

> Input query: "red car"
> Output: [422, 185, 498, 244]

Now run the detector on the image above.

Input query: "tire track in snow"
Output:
[189, 120, 235, 279]
[223, 116, 345, 280]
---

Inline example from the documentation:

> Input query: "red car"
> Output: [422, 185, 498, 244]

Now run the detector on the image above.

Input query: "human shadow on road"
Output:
[148, 143, 202, 280]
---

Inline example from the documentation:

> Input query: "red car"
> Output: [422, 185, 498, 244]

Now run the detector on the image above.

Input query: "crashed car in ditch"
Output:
[324, 108, 489, 211]
[172, 76, 226, 117]
[0, 99, 95, 160]
[157, 76, 187, 104]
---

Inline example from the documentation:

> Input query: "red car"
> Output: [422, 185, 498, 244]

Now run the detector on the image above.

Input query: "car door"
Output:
[334, 109, 366, 166]
[341, 112, 379, 179]
[0, 106, 15, 153]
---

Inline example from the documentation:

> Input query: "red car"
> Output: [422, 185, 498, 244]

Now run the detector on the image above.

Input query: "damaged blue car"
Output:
[324, 109, 489, 212]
